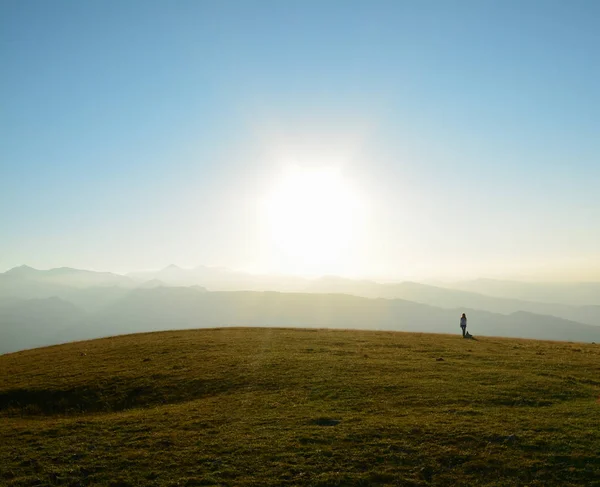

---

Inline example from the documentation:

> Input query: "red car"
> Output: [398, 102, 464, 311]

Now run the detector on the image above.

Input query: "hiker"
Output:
[460, 313, 467, 338]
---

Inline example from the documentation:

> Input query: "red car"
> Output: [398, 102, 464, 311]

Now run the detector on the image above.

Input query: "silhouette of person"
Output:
[460, 313, 467, 338]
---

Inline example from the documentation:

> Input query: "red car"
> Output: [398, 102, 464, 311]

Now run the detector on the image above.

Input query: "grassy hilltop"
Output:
[1, 328, 600, 486]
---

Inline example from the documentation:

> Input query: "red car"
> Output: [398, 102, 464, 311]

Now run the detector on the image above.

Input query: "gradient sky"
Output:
[1, 0, 599, 281]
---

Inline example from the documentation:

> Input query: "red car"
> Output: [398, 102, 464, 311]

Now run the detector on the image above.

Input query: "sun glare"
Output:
[260, 165, 364, 276]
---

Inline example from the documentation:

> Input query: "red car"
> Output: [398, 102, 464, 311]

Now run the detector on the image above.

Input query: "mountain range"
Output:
[1, 264, 599, 354]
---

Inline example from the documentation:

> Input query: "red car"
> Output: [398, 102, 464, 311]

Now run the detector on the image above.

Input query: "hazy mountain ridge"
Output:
[4, 265, 134, 288]
[449, 278, 600, 306]
[304, 278, 600, 326]
[126, 265, 600, 306]
[2, 288, 600, 355]
[0, 297, 86, 354]
[1, 265, 599, 354]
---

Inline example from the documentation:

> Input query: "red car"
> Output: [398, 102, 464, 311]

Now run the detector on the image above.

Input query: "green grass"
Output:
[1, 328, 600, 486]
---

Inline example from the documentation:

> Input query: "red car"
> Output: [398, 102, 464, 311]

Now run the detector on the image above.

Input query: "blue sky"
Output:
[1, 0, 599, 280]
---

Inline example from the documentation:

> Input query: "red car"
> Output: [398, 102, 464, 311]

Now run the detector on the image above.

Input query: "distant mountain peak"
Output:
[48, 267, 81, 274]
[5, 265, 38, 275]
[164, 264, 182, 270]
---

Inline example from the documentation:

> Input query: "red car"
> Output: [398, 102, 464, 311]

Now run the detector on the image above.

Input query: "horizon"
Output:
[2, 262, 600, 285]
[2, 1, 599, 282]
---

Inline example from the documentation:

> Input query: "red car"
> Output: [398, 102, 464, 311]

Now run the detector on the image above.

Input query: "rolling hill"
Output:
[2, 328, 599, 486]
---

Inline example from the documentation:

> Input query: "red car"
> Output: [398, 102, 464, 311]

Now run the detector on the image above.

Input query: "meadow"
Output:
[1, 328, 599, 486]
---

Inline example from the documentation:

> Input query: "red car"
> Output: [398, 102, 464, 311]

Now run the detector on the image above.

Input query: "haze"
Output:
[2, 1, 599, 282]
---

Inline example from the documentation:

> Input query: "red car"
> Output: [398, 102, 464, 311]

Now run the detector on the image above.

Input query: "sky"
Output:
[1, 0, 599, 281]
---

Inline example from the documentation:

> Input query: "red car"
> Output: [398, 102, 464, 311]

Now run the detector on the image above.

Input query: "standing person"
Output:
[460, 313, 467, 338]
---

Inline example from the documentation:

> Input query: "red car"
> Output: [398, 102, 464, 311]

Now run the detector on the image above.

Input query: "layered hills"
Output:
[1, 265, 599, 354]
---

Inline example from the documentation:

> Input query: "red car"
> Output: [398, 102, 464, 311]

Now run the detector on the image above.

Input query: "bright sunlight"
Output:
[260, 165, 365, 276]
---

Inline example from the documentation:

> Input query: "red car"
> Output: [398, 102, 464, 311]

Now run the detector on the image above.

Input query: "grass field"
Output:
[1, 327, 600, 486]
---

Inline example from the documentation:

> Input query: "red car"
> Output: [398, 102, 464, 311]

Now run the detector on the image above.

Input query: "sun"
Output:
[260, 165, 364, 276]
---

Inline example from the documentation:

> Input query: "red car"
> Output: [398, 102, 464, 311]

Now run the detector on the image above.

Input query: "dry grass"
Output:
[2, 327, 600, 486]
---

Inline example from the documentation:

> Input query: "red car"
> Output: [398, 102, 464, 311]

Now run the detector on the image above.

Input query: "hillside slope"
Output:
[2, 328, 600, 486]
